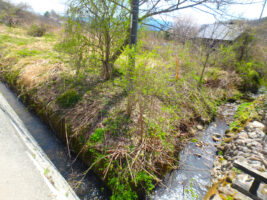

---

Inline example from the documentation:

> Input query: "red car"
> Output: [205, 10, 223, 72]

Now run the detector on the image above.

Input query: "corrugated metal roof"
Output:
[197, 23, 243, 41]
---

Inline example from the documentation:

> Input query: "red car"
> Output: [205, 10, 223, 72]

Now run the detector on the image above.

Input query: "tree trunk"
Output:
[103, 29, 112, 80]
[126, 0, 139, 116]
[103, 61, 112, 80]
[198, 52, 210, 87]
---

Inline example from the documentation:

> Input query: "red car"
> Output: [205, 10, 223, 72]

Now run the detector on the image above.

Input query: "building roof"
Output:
[197, 23, 244, 41]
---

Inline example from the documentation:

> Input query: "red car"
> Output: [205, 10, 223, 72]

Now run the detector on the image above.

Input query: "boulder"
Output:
[248, 131, 257, 139]
[237, 131, 248, 139]
[246, 121, 265, 132]
[212, 136, 220, 142]
[197, 125, 203, 130]
[214, 133, 221, 138]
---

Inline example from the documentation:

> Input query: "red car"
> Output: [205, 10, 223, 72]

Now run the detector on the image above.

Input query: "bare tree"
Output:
[170, 15, 199, 43]
[64, 0, 259, 80]
[66, 0, 130, 79]
[197, 21, 245, 86]
[110, 0, 259, 64]
[0, 0, 31, 26]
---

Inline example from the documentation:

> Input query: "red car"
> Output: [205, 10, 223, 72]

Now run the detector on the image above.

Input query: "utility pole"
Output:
[127, 0, 139, 115]
[129, 0, 139, 48]
[259, 0, 267, 23]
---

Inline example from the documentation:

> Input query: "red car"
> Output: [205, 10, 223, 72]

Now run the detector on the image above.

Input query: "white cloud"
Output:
[153, 1, 267, 25]
[10, 0, 67, 15]
[9, 0, 267, 24]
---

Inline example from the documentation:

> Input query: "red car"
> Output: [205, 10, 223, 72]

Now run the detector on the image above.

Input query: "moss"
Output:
[223, 138, 231, 143]
[229, 96, 266, 134]
[226, 90, 243, 102]
[56, 89, 81, 108]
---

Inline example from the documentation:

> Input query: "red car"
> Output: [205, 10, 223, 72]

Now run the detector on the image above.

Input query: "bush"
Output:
[236, 61, 261, 93]
[56, 89, 81, 108]
[27, 24, 46, 37]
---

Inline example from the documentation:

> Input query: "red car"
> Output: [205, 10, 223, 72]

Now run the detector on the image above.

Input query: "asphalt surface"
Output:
[0, 92, 79, 200]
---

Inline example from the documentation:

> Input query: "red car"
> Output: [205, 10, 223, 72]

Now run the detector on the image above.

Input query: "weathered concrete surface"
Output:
[0, 92, 80, 200]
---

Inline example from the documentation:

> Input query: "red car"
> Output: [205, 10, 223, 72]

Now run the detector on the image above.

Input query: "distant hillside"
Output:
[0, 0, 62, 27]
[142, 18, 171, 31]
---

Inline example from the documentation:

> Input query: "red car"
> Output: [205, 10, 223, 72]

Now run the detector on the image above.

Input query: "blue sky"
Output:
[10, 0, 267, 25]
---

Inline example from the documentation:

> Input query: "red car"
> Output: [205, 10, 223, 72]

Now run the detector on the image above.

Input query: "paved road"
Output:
[0, 92, 79, 200]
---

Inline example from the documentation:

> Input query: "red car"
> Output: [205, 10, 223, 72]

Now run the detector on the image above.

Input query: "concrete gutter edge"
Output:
[0, 92, 80, 200]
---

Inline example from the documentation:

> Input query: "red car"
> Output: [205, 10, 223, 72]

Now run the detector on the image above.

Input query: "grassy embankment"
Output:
[0, 24, 261, 199]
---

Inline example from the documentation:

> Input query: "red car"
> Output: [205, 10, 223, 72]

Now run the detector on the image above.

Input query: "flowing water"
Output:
[0, 79, 245, 200]
[151, 103, 238, 200]
[0, 82, 108, 200]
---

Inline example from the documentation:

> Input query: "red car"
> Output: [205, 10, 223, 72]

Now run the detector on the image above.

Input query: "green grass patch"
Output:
[104, 114, 130, 136]
[56, 89, 81, 108]
[41, 51, 60, 60]
[229, 96, 265, 133]
[0, 34, 31, 46]
[1, 68, 20, 86]
[43, 33, 57, 42]
[16, 48, 41, 57]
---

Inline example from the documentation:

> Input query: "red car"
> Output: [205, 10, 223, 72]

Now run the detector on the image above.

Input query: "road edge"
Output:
[0, 92, 80, 200]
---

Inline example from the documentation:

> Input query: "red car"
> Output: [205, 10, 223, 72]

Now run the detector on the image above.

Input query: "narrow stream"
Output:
[151, 103, 238, 200]
[0, 82, 108, 200]
[1, 79, 249, 200]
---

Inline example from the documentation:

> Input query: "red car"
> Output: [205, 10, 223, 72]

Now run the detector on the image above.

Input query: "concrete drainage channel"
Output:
[0, 92, 79, 200]
[0, 82, 107, 200]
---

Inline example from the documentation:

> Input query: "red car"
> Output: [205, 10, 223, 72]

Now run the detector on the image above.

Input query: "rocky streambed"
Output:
[208, 97, 267, 200]
[151, 95, 267, 200]
[150, 103, 239, 200]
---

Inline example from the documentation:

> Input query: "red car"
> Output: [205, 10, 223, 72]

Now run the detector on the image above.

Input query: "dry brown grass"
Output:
[0, 24, 247, 199]
[18, 60, 65, 88]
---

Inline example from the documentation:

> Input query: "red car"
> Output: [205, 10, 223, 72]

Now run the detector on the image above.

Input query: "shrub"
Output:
[56, 89, 81, 108]
[27, 24, 46, 37]
[236, 61, 261, 93]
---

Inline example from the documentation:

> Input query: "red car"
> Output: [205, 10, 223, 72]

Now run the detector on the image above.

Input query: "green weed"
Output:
[185, 178, 199, 200]
[191, 138, 198, 143]
[16, 48, 40, 57]
[0, 34, 30, 46]
[44, 168, 50, 176]
[90, 128, 105, 143]
[104, 114, 130, 136]
[56, 89, 81, 108]
[4, 69, 20, 85]
[232, 167, 242, 174]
